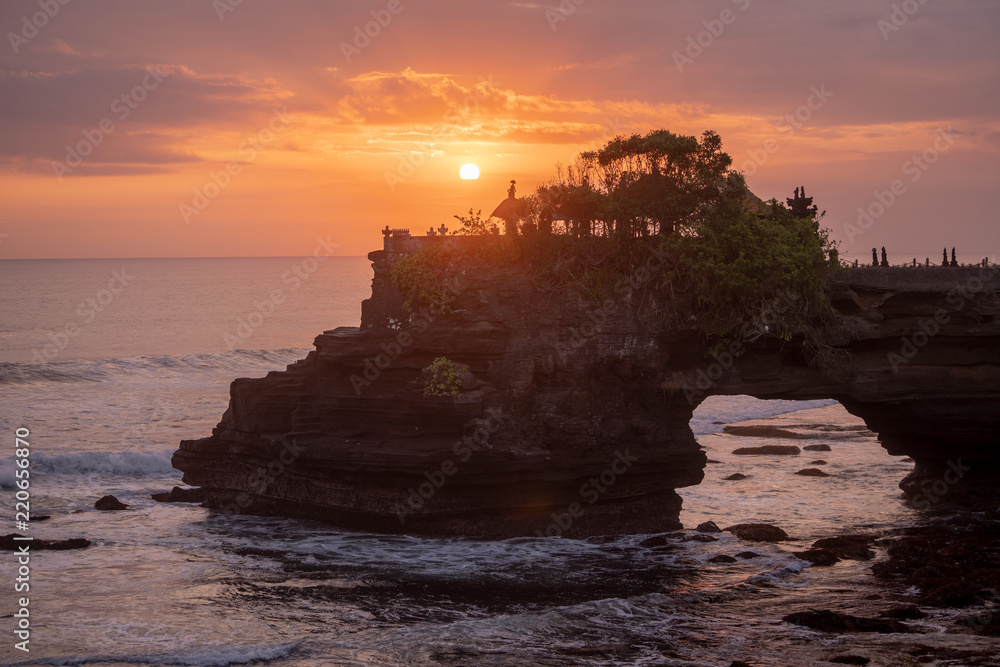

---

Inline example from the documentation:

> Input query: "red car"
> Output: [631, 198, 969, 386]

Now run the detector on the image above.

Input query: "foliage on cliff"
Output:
[659, 173, 838, 344]
[422, 357, 463, 397]
[391, 128, 840, 364]
[388, 242, 460, 314]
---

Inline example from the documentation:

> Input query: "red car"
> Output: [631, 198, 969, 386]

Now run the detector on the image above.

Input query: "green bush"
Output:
[423, 357, 462, 397]
[389, 243, 457, 314]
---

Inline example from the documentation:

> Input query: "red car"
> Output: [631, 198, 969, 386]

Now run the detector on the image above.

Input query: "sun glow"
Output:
[459, 163, 480, 180]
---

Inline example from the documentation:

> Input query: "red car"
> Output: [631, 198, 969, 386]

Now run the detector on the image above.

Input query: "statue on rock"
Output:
[872, 248, 879, 268]
[951, 248, 959, 267]
[881, 247, 889, 268]
[786, 185, 819, 220]
[943, 248, 949, 267]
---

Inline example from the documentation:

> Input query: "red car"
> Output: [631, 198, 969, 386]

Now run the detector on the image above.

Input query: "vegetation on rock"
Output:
[390, 128, 842, 366]
[422, 357, 462, 397]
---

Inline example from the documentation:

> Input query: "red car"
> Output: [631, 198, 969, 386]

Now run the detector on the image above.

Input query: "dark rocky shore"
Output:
[173, 237, 1000, 537]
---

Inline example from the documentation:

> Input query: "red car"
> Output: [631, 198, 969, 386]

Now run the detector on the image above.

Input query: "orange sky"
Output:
[0, 0, 997, 262]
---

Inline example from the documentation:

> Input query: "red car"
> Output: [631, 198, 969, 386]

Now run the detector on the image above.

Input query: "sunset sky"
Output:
[1, 0, 997, 262]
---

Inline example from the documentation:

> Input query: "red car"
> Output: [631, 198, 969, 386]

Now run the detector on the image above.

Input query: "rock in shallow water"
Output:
[685, 534, 718, 543]
[783, 609, 915, 634]
[151, 486, 205, 503]
[0, 534, 90, 550]
[793, 548, 840, 566]
[724, 523, 789, 542]
[696, 520, 722, 533]
[795, 468, 831, 477]
[708, 554, 737, 563]
[812, 535, 875, 561]
[732, 445, 801, 456]
[95, 495, 128, 510]
[723, 425, 806, 439]
[879, 606, 926, 620]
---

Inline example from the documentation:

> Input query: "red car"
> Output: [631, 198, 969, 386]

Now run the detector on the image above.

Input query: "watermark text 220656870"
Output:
[12, 427, 33, 653]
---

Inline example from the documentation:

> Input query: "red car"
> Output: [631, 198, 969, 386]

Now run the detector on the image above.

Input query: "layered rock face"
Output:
[708, 266, 1000, 505]
[173, 241, 1000, 536]
[175, 241, 707, 537]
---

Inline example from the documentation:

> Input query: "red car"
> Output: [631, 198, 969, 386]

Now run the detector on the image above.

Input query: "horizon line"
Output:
[0, 255, 366, 261]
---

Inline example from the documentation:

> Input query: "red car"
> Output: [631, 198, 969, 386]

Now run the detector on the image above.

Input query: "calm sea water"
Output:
[0, 258, 997, 666]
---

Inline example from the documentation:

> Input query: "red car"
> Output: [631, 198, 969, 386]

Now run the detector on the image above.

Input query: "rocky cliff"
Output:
[173, 238, 1000, 536]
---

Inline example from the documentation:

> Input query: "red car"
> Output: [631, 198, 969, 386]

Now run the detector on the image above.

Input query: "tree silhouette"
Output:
[529, 129, 733, 238]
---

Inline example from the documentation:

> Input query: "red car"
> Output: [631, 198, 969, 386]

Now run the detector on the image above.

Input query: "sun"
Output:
[459, 163, 480, 180]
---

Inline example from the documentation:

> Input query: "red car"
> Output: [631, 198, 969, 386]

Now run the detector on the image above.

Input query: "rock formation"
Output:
[173, 238, 1000, 536]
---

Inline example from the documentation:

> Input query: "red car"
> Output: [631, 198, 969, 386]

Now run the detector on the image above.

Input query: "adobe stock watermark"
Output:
[350, 280, 462, 395]
[213, 0, 243, 21]
[673, 0, 752, 73]
[180, 107, 291, 223]
[30, 268, 134, 363]
[843, 127, 957, 244]
[667, 287, 803, 405]
[544, 245, 669, 368]
[887, 264, 995, 373]
[392, 408, 505, 525]
[910, 459, 972, 509]
[7, 0, 71, 54]
[545, 0, 586, 31]
[536, 449, 639, 537]
[340, 0, 411, 62]
[223, 235, 340, 349]
[52, 65, 170, 181]
[740, 84, 833, 176]
[217, 439, 304, 515]
[385, 76, 499, 192]
[877, 0, 929, 41]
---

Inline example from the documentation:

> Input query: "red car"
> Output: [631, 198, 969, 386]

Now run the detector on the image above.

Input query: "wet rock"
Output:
[956, 612, 1000, 636]
[795, 468, 831, 477]
[685, 534, 718, 543]
[696, 520, 722, 533]
[829, 656, 870, 665]
[724, 523, 789, 542]
[724, 473, 748, 480]
[812, 535, 875, 561]
[706, 459, 721, 464]
[809, 460, 828, 465]
[639, 533, 683, 548]
[803, 444, 832, 452]
[782, 609, 915, 633]
[919, 580, 982, 608]
[880, 606, 927, 620]
[732, 445, 801, 456]
[709, 554, 737, 563]
[0, 534, 91, 551]
[793, 548, 840, 566]
[94, 495, 128, 511]
[735, 551, 761, 559]
[729, 661, 753, 667]
[151, 486, 205, 503]
[33, 515, 52, 521]
[723, 425, 806, 439]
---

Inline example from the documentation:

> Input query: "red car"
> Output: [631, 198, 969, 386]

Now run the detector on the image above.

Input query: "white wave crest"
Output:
[0, 449, 176, 486]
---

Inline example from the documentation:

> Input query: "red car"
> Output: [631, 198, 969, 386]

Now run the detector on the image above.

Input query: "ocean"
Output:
[1, 257, 998, 666]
